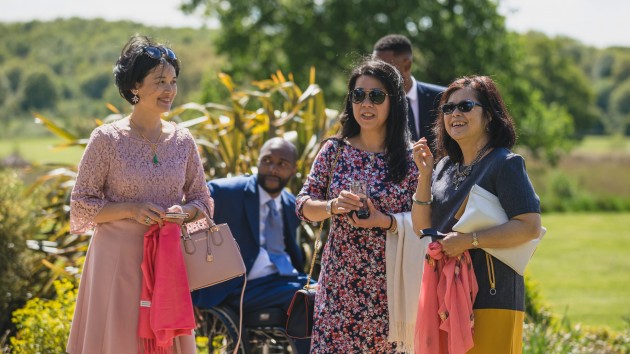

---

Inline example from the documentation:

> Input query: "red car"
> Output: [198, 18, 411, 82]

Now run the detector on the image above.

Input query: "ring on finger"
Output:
[145, 217, 151, 224]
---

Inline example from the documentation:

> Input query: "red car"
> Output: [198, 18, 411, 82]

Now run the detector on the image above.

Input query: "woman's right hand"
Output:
[131, 202, 165, 227]
[333, 190, 364, 215]
[412, 137, 434, 177]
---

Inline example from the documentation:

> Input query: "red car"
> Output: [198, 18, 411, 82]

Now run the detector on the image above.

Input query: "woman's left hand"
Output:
[439, 232, 471, 258]
[164, 205, 186, 225]
[346, 199, 390, 230]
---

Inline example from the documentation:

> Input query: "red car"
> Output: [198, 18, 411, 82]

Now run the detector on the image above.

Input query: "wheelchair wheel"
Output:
[248, 327, 299, 354]
[197, 307, 248, 354]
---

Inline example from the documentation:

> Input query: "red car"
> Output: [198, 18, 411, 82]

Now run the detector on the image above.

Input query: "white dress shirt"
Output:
[407, 76, 420, 139]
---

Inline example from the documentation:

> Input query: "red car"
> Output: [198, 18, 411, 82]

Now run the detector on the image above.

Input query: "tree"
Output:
[608, 79, 630, 135]
[181, 0, 519, 95]
[182, 0, 576, 161]
[519, 32, 597, 136]
[20, 70, 58, 110]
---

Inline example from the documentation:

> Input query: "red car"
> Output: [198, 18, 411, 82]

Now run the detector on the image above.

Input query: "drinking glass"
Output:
[349, 180, 370, 219]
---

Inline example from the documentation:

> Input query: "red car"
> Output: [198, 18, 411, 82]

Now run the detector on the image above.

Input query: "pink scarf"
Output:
[415, 242, 478, 354]
[139, 222, 195, 354]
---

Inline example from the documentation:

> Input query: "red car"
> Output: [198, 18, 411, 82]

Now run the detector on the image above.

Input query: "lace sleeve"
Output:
[70, 128, 110, 234]
[181, 130, 214, 233]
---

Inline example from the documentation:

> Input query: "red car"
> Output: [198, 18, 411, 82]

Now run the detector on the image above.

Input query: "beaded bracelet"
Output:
[412, 193, 433, 205]
[385, 214, 394, 230]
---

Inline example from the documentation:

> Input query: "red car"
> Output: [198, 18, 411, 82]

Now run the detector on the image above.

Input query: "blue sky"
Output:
[1, 0, 629, 48]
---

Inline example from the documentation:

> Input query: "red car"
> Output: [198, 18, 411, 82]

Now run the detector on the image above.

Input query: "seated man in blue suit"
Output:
[373, 34, 445, 152]
[192, 137, 309, 352]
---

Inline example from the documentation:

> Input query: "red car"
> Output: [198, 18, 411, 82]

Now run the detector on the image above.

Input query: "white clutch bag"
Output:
[452, 184, 545, 276]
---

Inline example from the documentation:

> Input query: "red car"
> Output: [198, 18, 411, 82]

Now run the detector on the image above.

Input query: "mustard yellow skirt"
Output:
[467, 309, 524, 354]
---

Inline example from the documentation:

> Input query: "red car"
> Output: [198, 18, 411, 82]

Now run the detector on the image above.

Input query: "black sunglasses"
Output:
[143, 46, 177, 60]
[350, 88, 391, 105]
[441, 99, 484, 114]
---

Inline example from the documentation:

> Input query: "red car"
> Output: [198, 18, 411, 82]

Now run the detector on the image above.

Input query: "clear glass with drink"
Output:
[349, 180, 370, 219]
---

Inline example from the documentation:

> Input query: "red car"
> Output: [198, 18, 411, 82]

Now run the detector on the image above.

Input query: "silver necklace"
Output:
[452, 144, 490, 190]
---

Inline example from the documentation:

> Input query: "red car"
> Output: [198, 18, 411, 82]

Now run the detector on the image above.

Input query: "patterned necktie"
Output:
[407, 97, 419, 141]
[263, 199, 297, 276]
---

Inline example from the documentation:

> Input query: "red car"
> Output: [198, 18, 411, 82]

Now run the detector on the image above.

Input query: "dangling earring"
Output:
[131, 89, 139, 104]
[486, 125, 490, 132]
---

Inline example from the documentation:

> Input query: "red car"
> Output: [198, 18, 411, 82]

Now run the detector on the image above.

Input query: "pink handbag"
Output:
[180, 220, 246, 291]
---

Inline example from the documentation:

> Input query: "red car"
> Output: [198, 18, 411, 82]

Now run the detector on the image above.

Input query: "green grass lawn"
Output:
[527, 212, 630, 331]
[0, 137, 84, 165]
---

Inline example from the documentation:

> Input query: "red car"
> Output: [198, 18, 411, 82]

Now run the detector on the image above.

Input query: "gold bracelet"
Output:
[412, 193, 433, 205]
[389, 217, 398, 233]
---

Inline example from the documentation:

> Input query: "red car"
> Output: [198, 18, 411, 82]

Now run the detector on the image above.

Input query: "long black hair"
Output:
[433, 75, 517, 163]
[335, 58, 410, 184]
[113, 34, 180, 105]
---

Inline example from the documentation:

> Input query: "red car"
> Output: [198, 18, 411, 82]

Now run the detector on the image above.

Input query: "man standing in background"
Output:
[373, 34, 445, 151]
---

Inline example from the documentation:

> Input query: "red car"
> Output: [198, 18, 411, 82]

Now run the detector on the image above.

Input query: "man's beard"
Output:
[258, 174, 289, 194]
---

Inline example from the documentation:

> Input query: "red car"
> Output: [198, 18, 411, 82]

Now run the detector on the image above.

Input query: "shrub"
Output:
[0, 169, 44, 336]
[540, 171, 630, 212]
[9, 279, 76, 354]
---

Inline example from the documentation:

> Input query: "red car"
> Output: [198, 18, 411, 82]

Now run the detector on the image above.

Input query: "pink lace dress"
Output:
[66, 120, 213, 354]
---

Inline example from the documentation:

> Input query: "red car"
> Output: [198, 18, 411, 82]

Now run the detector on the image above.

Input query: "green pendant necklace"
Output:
[130, 118, 163, 166]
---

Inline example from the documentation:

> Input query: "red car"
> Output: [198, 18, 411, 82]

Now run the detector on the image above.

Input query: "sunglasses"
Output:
[143, 46, 177, 60]
[350, 88, 391, 105]
[441, 100, 484, 114]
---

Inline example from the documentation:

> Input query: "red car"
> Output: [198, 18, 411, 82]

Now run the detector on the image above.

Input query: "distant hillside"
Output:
[0, 18, 225, 136]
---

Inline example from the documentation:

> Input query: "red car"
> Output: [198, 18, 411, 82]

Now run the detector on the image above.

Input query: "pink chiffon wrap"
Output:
[139, 222, 195, 353]
[415, 242, 478, 354]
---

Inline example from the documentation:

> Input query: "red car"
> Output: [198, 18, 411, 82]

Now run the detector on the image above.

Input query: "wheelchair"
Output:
[196, 305, 300, 354]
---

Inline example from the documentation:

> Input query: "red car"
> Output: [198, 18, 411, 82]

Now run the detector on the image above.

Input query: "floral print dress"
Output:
[296, 139, 418, 353]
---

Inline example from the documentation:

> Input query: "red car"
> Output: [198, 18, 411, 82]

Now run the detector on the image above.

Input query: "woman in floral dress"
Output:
[296, 59, 418, 352]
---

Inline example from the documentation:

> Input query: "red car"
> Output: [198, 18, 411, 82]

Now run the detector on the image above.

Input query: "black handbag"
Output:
[286, 143, 342, 339]
[285, 287, 316, 338]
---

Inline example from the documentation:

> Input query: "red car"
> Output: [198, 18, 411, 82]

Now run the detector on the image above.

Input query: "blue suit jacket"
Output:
[192, 174, 304, 309]
[411, 80, 445, 150]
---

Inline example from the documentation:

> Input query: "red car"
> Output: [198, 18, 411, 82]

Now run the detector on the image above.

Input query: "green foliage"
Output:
[608, 79, 630, 134]
[538, 170, 630, 212]
[518, 32, 598, 136]
[182, 0, 517, 93]
[503, 78, 575, 164]
[523, 313, 630, 353]
[182, 0, 582, 162]
[20, 69, 58, 110]
[0, 170, 46, 334]
[9, 279, 77, 354]
[0, 19, 223, 138]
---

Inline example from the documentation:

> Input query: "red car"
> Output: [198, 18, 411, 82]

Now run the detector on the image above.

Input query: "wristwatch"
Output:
[326, 199, 334, 216]
[472, 232, 479, 248]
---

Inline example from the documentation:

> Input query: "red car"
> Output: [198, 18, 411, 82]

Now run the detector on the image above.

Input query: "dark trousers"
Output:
[225, 273, 312, 354]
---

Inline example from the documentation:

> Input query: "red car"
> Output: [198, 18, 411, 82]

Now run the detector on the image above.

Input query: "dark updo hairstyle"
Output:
[433, 75, 516, 163]
[113, 34, 180, 105]
[336, 58, 410, 184]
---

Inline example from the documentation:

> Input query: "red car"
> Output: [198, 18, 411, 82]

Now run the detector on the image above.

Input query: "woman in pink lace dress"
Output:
[66, 35, 213, 354]
[296, 59, 418, 352]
